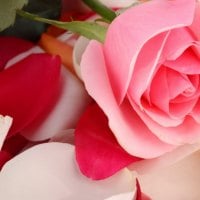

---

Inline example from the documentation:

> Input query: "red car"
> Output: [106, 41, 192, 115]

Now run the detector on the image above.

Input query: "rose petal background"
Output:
[0, 143, 136, 200]
[75, 103, 141, 180]
[138, 150, 200, 200]
[81, 40, 175, 158]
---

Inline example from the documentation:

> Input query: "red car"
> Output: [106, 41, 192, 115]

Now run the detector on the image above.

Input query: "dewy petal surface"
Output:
[81, 40, 175, 158]
[0, 53, 61, 136]
[0, 143, 135, 200]
[104, 0, 195, 102]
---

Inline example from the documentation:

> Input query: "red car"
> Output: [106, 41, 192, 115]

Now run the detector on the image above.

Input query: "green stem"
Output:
[83, 0, 116, 22]
[16, 9, 107, 43]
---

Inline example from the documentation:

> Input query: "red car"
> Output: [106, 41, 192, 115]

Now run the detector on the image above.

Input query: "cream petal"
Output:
[137, 150, 200, 200]
[0, 143, 135, 200]
[105, 192, 136, 200]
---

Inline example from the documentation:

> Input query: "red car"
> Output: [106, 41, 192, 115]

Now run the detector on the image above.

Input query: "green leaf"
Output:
[17, 9, 107, 43]
[0, 0, 61, 42]
[0, 0, 28, 31]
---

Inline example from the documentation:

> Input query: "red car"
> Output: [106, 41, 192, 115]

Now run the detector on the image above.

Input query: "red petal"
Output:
[75, 103, 141, 180]
[0, 36, 33, 70]
[0, 53, 61, 136]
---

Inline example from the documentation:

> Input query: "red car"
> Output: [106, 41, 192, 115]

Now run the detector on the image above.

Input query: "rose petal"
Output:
[0, 143, 135, 200]
[104, 192, 135, 200]
[99, 0, 135, 8]
[75, 103, 141, 180]
[5, 46, 44, 68]
[189, 0, 200, 40]
[128, 32, 170, 107]
[129, 143, 200, 174]
[21, 67, 90, 141]
[0, 36, 33, 70]
[0, 116, 12, 149]
[164, 48, 200, 74]
[138, 150, 200, 199]
[73, 36, 90, 79]
[0, 53, 61, 136]
[81, 40, 175, 158]
[130, 100, 200, 145]
[104, 0, 195, 102]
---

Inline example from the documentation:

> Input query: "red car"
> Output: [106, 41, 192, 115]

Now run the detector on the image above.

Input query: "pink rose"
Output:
[80, 0, 200, 158]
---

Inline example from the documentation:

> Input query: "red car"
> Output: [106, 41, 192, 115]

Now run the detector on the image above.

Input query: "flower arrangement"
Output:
[0, 0, 200, 199]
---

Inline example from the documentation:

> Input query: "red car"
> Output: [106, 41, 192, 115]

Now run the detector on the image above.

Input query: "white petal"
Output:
[73, 36, 90, 80]
[0, 115, 12, 149]
[105, 192, 136, 200]
[21, 67, 91, 141]
[129, 143, 200, 174]
[99, 0, 136, 8]
[0, 143, 135, 200]
[138, 150, 200, 200]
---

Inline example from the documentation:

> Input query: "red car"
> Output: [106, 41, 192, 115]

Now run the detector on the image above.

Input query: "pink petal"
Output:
[138, 150, 200, 199]
[164, 48, 200, 74]
[128, 32, 169, 106]
[81, 40, 175, 158]
[21, 67, 91, 141]
[189, 0, 200, 40]
[0, 36, 33, 70]
[130, 100, 200, 145]
[104, 0, 195, 102]
[0, 53, 61, 136]
[75, 103, 141, 180]
[0, 143, 135, 200]
[161, 27, 196, 61]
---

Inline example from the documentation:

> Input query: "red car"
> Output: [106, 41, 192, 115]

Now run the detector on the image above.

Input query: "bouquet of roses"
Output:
[0, 0, 200, 199]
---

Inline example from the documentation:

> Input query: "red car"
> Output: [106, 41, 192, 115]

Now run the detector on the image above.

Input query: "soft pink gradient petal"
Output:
[0, 116, 12, 149]
[75, 103, 141, 180]
[137, 150, 200, 200]
[189, 0, 200, 40]
[104, 0, 195, 102]
[164, 48, 200, 74]
[81, 40, 175, 158]
[161, 27, 196, 61]
[191, 99, 200, 123]
[130, 100, 200, 145]
[0, 143, 135, 200]
[128, 32, 169, 106]
[21, 67, 91, 141]
[0, 54, 61, 137]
